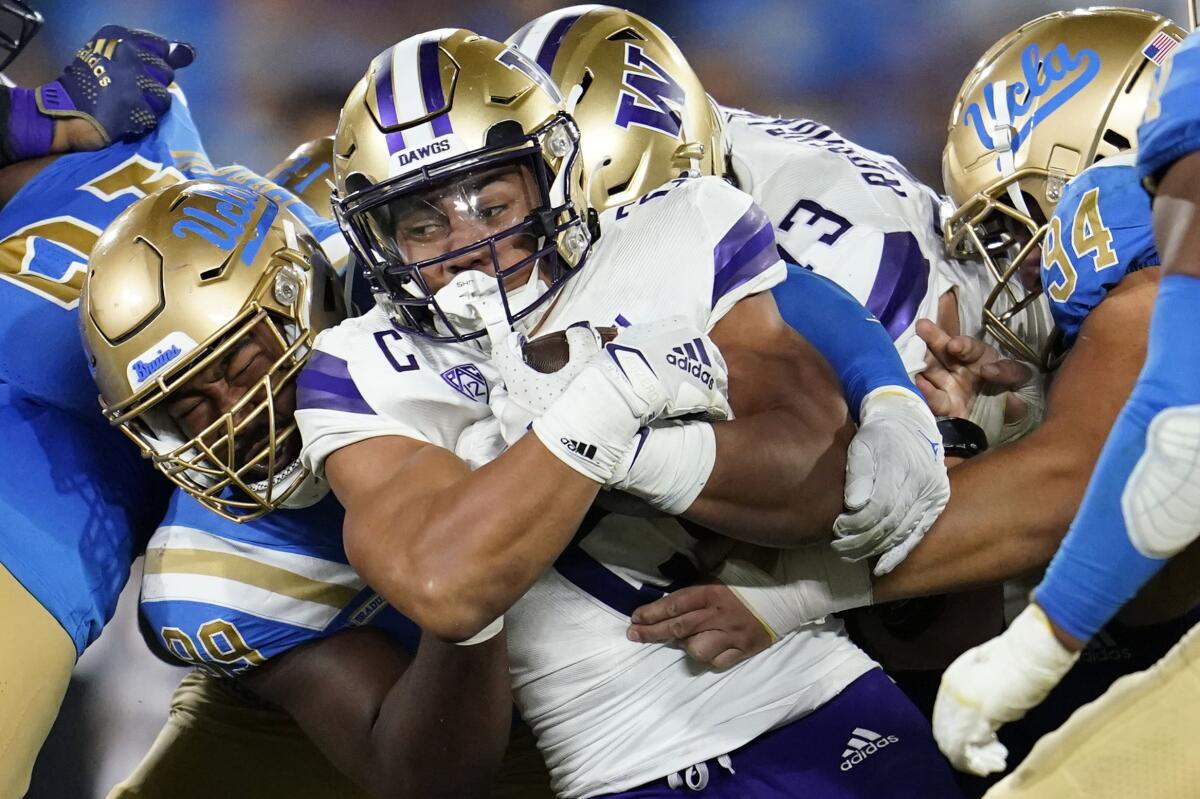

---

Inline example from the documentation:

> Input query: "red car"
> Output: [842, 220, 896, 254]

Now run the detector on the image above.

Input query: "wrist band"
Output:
[8, 86, 52, 161]
[937, 416, 988, 459]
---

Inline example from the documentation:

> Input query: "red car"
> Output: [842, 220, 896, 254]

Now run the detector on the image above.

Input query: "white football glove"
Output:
[933, 604, 1080, 776]
[832, 386, 950, 575]
[533, 317, 732, 483]
[715, 543, 874, 641]
[485, 323, 605, 446]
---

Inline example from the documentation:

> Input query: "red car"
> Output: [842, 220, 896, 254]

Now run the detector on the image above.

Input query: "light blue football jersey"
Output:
[0, 91, 346, 654]
[141, 489, 419, 676]
[1041, 153, 1158, 346]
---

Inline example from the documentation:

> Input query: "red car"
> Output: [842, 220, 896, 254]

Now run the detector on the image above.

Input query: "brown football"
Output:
[522, 325, 664, 517]
[522, 325, 619, 373]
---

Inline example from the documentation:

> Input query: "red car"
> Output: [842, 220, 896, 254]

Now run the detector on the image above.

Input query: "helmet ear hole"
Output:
[344, 173, 372, 196]
[486, 120, 526, 148]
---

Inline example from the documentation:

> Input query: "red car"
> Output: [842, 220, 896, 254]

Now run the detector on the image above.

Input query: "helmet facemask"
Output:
[339, 114, 590, 342]
[944, 167, 1059, 369]
[106, 250, 326, 522]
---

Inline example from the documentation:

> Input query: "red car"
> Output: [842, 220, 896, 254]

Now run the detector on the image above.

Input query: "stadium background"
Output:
[17, 0, 1184, 794]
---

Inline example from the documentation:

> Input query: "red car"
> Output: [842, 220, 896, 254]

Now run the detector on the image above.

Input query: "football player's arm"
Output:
[1034, 148, 1200, 645]
[873, 266, 1159, 602]
[687, 289, 855, 544]
[326, 433, 598, 640]
[243, 627, 511, 799]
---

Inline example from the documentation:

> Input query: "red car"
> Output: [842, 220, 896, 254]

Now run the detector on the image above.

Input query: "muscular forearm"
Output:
[873, 425, 1081, 601]
[246, 628, 510, 799]
[875, 272, 1156, 602]
[370, 634, 511, 798]
[685, 408, 854, 545]
[698, 291, 854, 544]
[338, 435, 598, 640]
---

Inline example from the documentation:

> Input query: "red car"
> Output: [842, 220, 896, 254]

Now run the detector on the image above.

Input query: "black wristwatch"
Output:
[936, 416, 988, 459]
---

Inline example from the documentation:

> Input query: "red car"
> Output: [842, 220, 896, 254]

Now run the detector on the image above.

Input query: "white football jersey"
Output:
[722, 108, 953, 376]
[297, 175, 876, 798]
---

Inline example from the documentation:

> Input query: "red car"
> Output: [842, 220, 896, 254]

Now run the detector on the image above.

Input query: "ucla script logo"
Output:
[963, 42, 1101, 155]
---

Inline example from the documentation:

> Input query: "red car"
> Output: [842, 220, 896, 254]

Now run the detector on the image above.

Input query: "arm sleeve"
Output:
[771, 263, 916, 420]
[1035, 273, 1200, 641]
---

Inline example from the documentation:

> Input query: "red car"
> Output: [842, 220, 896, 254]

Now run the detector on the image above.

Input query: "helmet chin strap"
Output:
[260, 461, 328, 510]
[431, 268, 549, 343]
[990, 79, 1032, 218]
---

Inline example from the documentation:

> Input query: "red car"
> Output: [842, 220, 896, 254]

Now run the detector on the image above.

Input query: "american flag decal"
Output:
[1143, 32, 1180, 66]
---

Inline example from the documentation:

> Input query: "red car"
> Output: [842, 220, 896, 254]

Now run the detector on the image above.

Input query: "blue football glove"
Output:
[36, 25, 195, 144]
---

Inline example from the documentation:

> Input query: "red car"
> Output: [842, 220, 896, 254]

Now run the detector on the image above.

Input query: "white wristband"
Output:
[454, 616, 504, 646]
[612, 421, 716, 515]
[716, 544, 874, 639]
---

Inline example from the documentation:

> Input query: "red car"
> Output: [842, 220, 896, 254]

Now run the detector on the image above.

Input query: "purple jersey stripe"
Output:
[866, 232, 930, 340]
[536, 14, 582, 75]
[418, 39, 453, 137]
[372, 49, 406, 154]
[297, 352, 376, 415]
[713, 204, 779, 304]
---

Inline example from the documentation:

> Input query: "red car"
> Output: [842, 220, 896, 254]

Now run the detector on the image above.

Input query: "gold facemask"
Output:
[942, 6, 1183, 367]
[81, 180, 346, 521]
[508, 5, 725, 212]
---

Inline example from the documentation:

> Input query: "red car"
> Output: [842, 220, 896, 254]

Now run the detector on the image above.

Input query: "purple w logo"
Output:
[613, 43, 685, 138]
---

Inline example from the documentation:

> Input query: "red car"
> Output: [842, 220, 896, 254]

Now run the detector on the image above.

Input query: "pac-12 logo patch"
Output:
[962, 41, 1100, 158]
[441, 363, 489, 402]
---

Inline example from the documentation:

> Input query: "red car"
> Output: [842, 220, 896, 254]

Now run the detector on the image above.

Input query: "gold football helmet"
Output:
[507, 5, 725, 211]
[267, 136, 336, 221]
[943, 6, 1184, 366]
[333, 29, 594, 342]
[81, 180, 346, 522]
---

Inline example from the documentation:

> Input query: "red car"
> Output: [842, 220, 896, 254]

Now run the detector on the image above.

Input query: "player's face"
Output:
[163, 321, 299, 475]
[388, 164, 541, 293]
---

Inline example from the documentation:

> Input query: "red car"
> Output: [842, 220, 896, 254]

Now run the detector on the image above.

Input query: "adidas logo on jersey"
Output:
[666, 338, 715, 389]
[560, 438, 597, 460]
[839, 727, 899, 771]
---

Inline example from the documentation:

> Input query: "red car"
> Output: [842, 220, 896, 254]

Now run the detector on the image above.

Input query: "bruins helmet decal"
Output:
[509, 5, 725, 211]
[333, 29, 594, 342]
[81, 179, 346, 522]
[943, 6, 1184, 366]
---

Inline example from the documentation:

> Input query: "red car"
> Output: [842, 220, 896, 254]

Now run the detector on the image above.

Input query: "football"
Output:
[521, 325, 619, 373]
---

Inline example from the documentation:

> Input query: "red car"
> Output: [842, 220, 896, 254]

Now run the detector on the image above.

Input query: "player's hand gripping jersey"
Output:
[722, 109, 952, 376]
[298, 176, 878, 797]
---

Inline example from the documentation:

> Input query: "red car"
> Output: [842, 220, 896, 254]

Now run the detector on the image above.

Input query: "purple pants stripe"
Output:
[598, 669, 963, 799]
